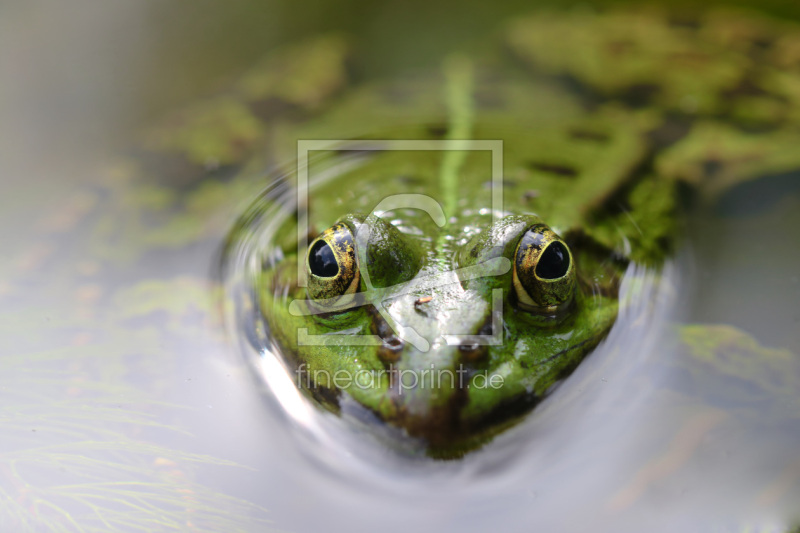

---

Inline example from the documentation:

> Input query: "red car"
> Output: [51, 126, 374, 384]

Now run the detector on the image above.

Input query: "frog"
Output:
[159, 6, 800, 461]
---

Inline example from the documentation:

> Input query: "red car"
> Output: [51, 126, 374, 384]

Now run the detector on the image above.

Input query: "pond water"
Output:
[1, 1, 799, 531]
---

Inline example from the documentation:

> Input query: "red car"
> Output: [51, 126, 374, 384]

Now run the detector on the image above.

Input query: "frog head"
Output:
[261, 208, 621, 455]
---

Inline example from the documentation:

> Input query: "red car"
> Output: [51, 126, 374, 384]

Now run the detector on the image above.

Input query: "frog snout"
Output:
[372, 293, 491, 366]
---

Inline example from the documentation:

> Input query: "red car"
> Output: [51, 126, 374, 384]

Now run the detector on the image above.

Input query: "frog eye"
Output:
[512, 224, 575, 313]
[306, 223, 360, 302]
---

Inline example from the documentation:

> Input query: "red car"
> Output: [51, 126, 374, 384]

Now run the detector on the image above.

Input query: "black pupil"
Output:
[535, 241, 570, 279]
[309, 240, 339, 277]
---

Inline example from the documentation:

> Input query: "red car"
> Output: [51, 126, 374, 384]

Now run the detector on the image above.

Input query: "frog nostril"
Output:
[386, 336, 403, 348]
[378, 336, 404, 364]
[458, 341, 487, 362]
[459, 342, 479, 352]
[368, 305, 405, 364]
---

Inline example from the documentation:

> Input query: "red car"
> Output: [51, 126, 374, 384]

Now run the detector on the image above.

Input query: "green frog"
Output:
[145, 8, 800, 457]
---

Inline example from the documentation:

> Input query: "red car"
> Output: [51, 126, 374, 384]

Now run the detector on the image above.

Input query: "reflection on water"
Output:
[2, 0, 800, 531]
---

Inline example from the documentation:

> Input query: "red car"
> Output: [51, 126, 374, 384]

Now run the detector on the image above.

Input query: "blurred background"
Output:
[4, 0, 800, 186]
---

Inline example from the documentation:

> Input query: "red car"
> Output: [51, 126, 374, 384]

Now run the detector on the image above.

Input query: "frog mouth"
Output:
[364, 327, 613, 456]
[367, 384, 541, 457]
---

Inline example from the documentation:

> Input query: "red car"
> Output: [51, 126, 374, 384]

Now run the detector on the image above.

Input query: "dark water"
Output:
[2, 0, 799, 531]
